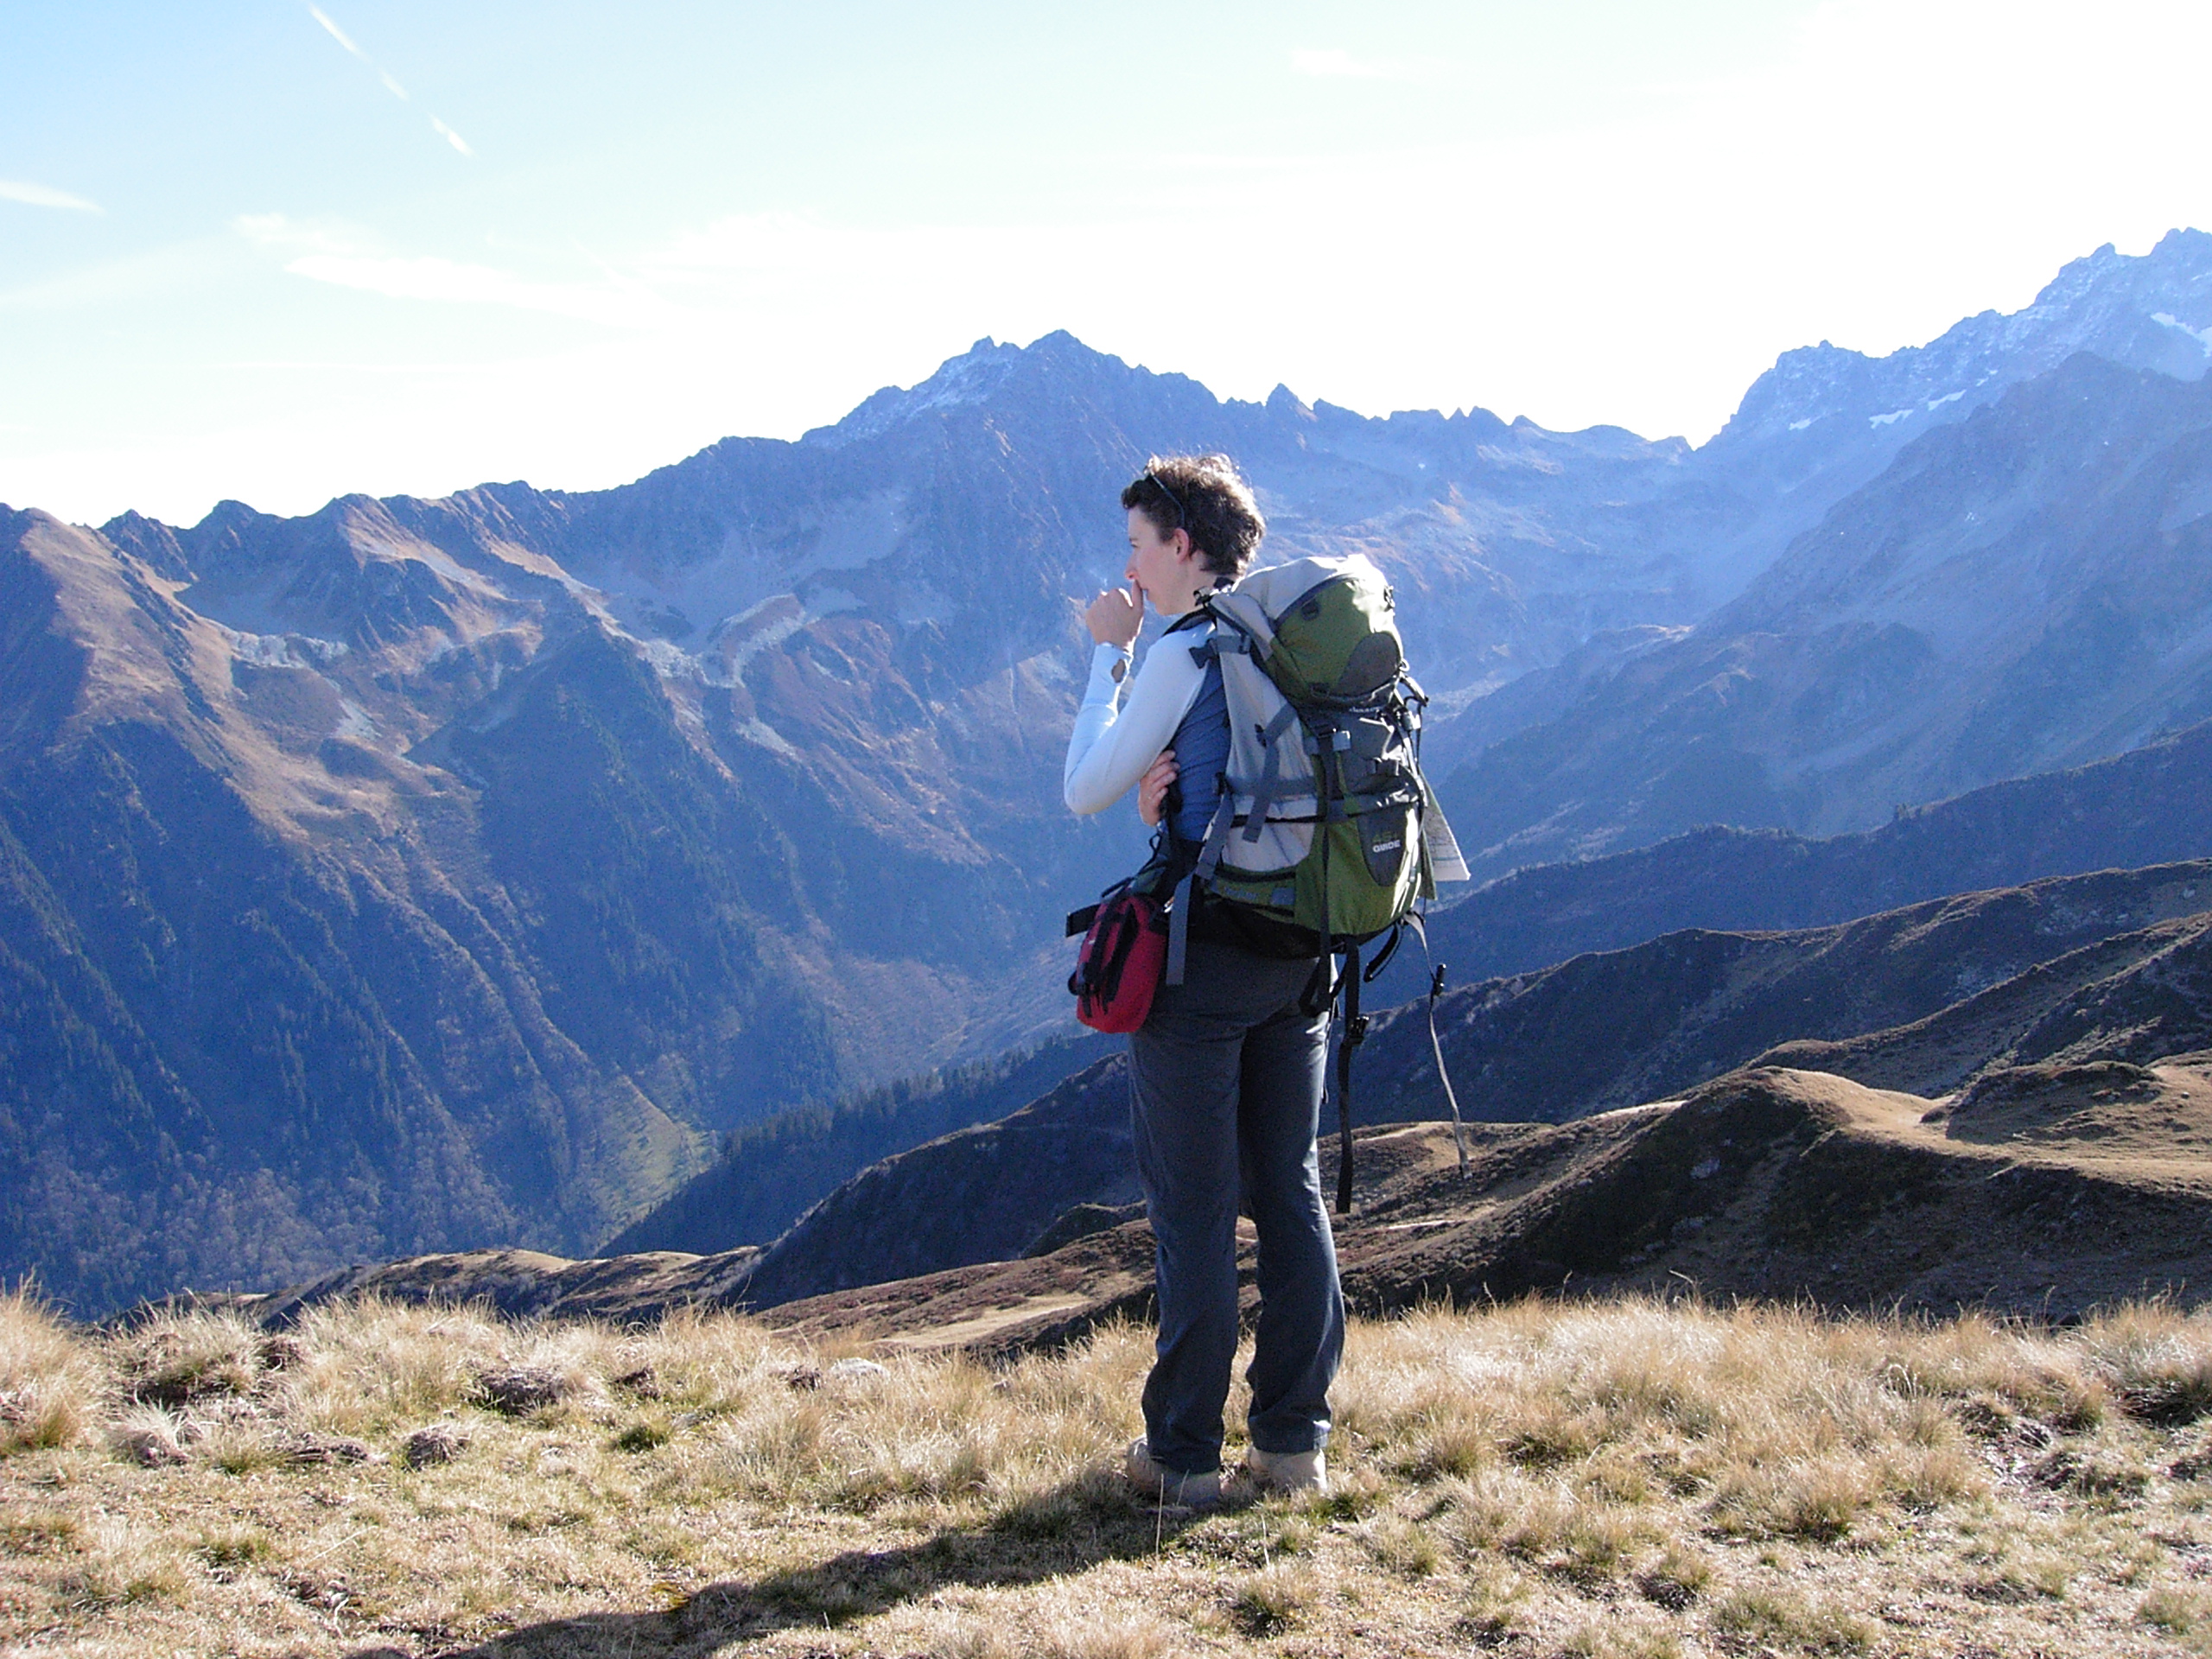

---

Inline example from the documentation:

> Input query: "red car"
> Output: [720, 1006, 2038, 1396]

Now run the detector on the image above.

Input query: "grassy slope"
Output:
[1359, 864, 2212, 1128]
[14, 1292, 2212, 1656]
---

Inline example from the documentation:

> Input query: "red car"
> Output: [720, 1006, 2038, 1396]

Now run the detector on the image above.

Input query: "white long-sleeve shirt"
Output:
[1063, 636, 1208, 815]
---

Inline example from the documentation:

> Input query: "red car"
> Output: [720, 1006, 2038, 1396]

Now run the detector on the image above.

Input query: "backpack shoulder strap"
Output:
[1164, 604, 1224, 668]
[1205, 589, 1278, 661]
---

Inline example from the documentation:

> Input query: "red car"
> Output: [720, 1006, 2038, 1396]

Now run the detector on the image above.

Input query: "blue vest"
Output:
[1167, 629, 1231, 849]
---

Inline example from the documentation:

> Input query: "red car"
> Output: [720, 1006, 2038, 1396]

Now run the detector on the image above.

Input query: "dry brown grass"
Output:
[10, 1291, 2212, 1654]
[0, 1288, 96, 1456]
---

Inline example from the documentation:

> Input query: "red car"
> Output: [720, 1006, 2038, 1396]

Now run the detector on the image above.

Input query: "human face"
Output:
[1126, 506, 1203, 617]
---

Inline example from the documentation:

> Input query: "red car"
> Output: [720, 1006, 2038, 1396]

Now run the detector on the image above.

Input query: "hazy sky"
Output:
[4, 1, 2209, 524]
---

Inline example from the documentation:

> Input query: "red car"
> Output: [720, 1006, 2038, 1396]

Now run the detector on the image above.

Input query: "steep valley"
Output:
[10, 232, 2212, 1313]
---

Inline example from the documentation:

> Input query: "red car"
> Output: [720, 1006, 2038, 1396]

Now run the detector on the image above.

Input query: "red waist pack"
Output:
[1066, 885, 1168, 1033]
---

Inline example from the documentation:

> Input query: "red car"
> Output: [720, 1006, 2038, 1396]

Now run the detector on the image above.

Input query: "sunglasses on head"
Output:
[1143, 471, 1186, 525]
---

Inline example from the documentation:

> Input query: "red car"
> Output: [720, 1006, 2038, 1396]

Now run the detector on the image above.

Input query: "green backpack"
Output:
[1165, 551, 1469, 980]
[1166, 553, 1472, 1211]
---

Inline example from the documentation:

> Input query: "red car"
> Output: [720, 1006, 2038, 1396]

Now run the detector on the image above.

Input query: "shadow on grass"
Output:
[349, 1474, 1215, 1658]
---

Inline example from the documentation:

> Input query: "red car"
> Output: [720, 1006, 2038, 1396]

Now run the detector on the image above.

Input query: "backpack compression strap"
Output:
[1325, 918, 1470, 1214]
[1241, 701, 1306, 843]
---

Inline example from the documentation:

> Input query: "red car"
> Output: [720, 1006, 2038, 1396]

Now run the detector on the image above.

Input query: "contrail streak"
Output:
[305, 4, 475, 157]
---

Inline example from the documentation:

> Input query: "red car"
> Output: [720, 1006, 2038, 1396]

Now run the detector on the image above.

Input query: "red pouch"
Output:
[1067, 886, 1169, 1033]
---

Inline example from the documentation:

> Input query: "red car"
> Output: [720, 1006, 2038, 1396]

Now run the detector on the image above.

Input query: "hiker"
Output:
[1064, 454, 1340, 1505]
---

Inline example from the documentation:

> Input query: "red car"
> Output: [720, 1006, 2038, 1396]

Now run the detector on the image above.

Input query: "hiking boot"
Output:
[1246, 1445, 1327, 1496]
[1122, 1438, 1221, 1508]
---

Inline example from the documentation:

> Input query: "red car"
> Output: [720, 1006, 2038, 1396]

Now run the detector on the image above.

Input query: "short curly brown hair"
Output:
[1121, 454, 1266, 584]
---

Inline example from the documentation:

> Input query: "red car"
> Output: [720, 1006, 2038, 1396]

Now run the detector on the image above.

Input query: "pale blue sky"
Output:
[4, 1, 2209, 524]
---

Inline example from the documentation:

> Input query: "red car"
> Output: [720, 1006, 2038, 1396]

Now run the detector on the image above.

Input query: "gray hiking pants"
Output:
[1128, 934, 1344, 1476]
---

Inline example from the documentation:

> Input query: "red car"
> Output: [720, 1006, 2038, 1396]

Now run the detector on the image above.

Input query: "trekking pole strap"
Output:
[1407, 912, 1471, 1178]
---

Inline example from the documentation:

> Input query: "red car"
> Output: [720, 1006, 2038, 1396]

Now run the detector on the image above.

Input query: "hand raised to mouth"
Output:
[1085, 581, 1144, 648]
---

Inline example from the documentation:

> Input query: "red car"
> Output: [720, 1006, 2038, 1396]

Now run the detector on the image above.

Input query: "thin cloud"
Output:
[0, 236, 238, 311]
[235, 212, 359, 257]
[0, 179, 104, 213]
[283, 252, 641, 323]
[238, 213, 660, 327]
[304, 3, 475, 157]
[1290, 48, 1449, 84]
[218, 359, 474, 375]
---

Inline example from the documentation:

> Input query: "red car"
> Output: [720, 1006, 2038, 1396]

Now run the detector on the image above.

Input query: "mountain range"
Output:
[1398, 714, 2212, 996]
[1445, 351, 2212, 874]
[576, 858, 2212, 1312]
[8, 230, 2212, 1313]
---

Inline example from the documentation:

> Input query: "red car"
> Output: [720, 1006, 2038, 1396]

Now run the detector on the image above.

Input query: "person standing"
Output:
[1064, 454, 1341, 1506]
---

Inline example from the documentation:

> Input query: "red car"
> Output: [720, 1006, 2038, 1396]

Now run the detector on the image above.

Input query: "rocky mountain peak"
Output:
[800, 332, 1118, 450]
[2032, 227, 2212, 329]
[1713, 226, 2212, 461]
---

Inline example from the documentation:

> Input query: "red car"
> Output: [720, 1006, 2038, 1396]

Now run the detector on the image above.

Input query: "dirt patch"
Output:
[875, 1295, 1097, 1351]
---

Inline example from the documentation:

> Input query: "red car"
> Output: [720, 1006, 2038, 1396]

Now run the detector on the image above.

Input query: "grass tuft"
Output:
[194, 1523, 273, 1570]
[1362, 1512, 1442, 1576]
[1561, 1612, 1685, 1659]
[2082, 1303, 2212, 1425]
[611, 1418, 671, 1452]
[118, 1309, 263, 1408]
[1224, 1561, 1315, 1635]
[2142, 1584, 2212, 1636]
[0, 1287, 93, 1454]
[1637, 1540, 1712, 1609]
[1712, 1583, 1876, 1652]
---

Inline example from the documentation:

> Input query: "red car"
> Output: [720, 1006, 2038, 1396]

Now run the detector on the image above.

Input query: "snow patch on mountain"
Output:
[363, 536, 505, 600]
[221, 625, 320, 671]
[2155, 312, 2212, 356]
[803, 337, 1028, 448]
[1715, 228, 2212, 455]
